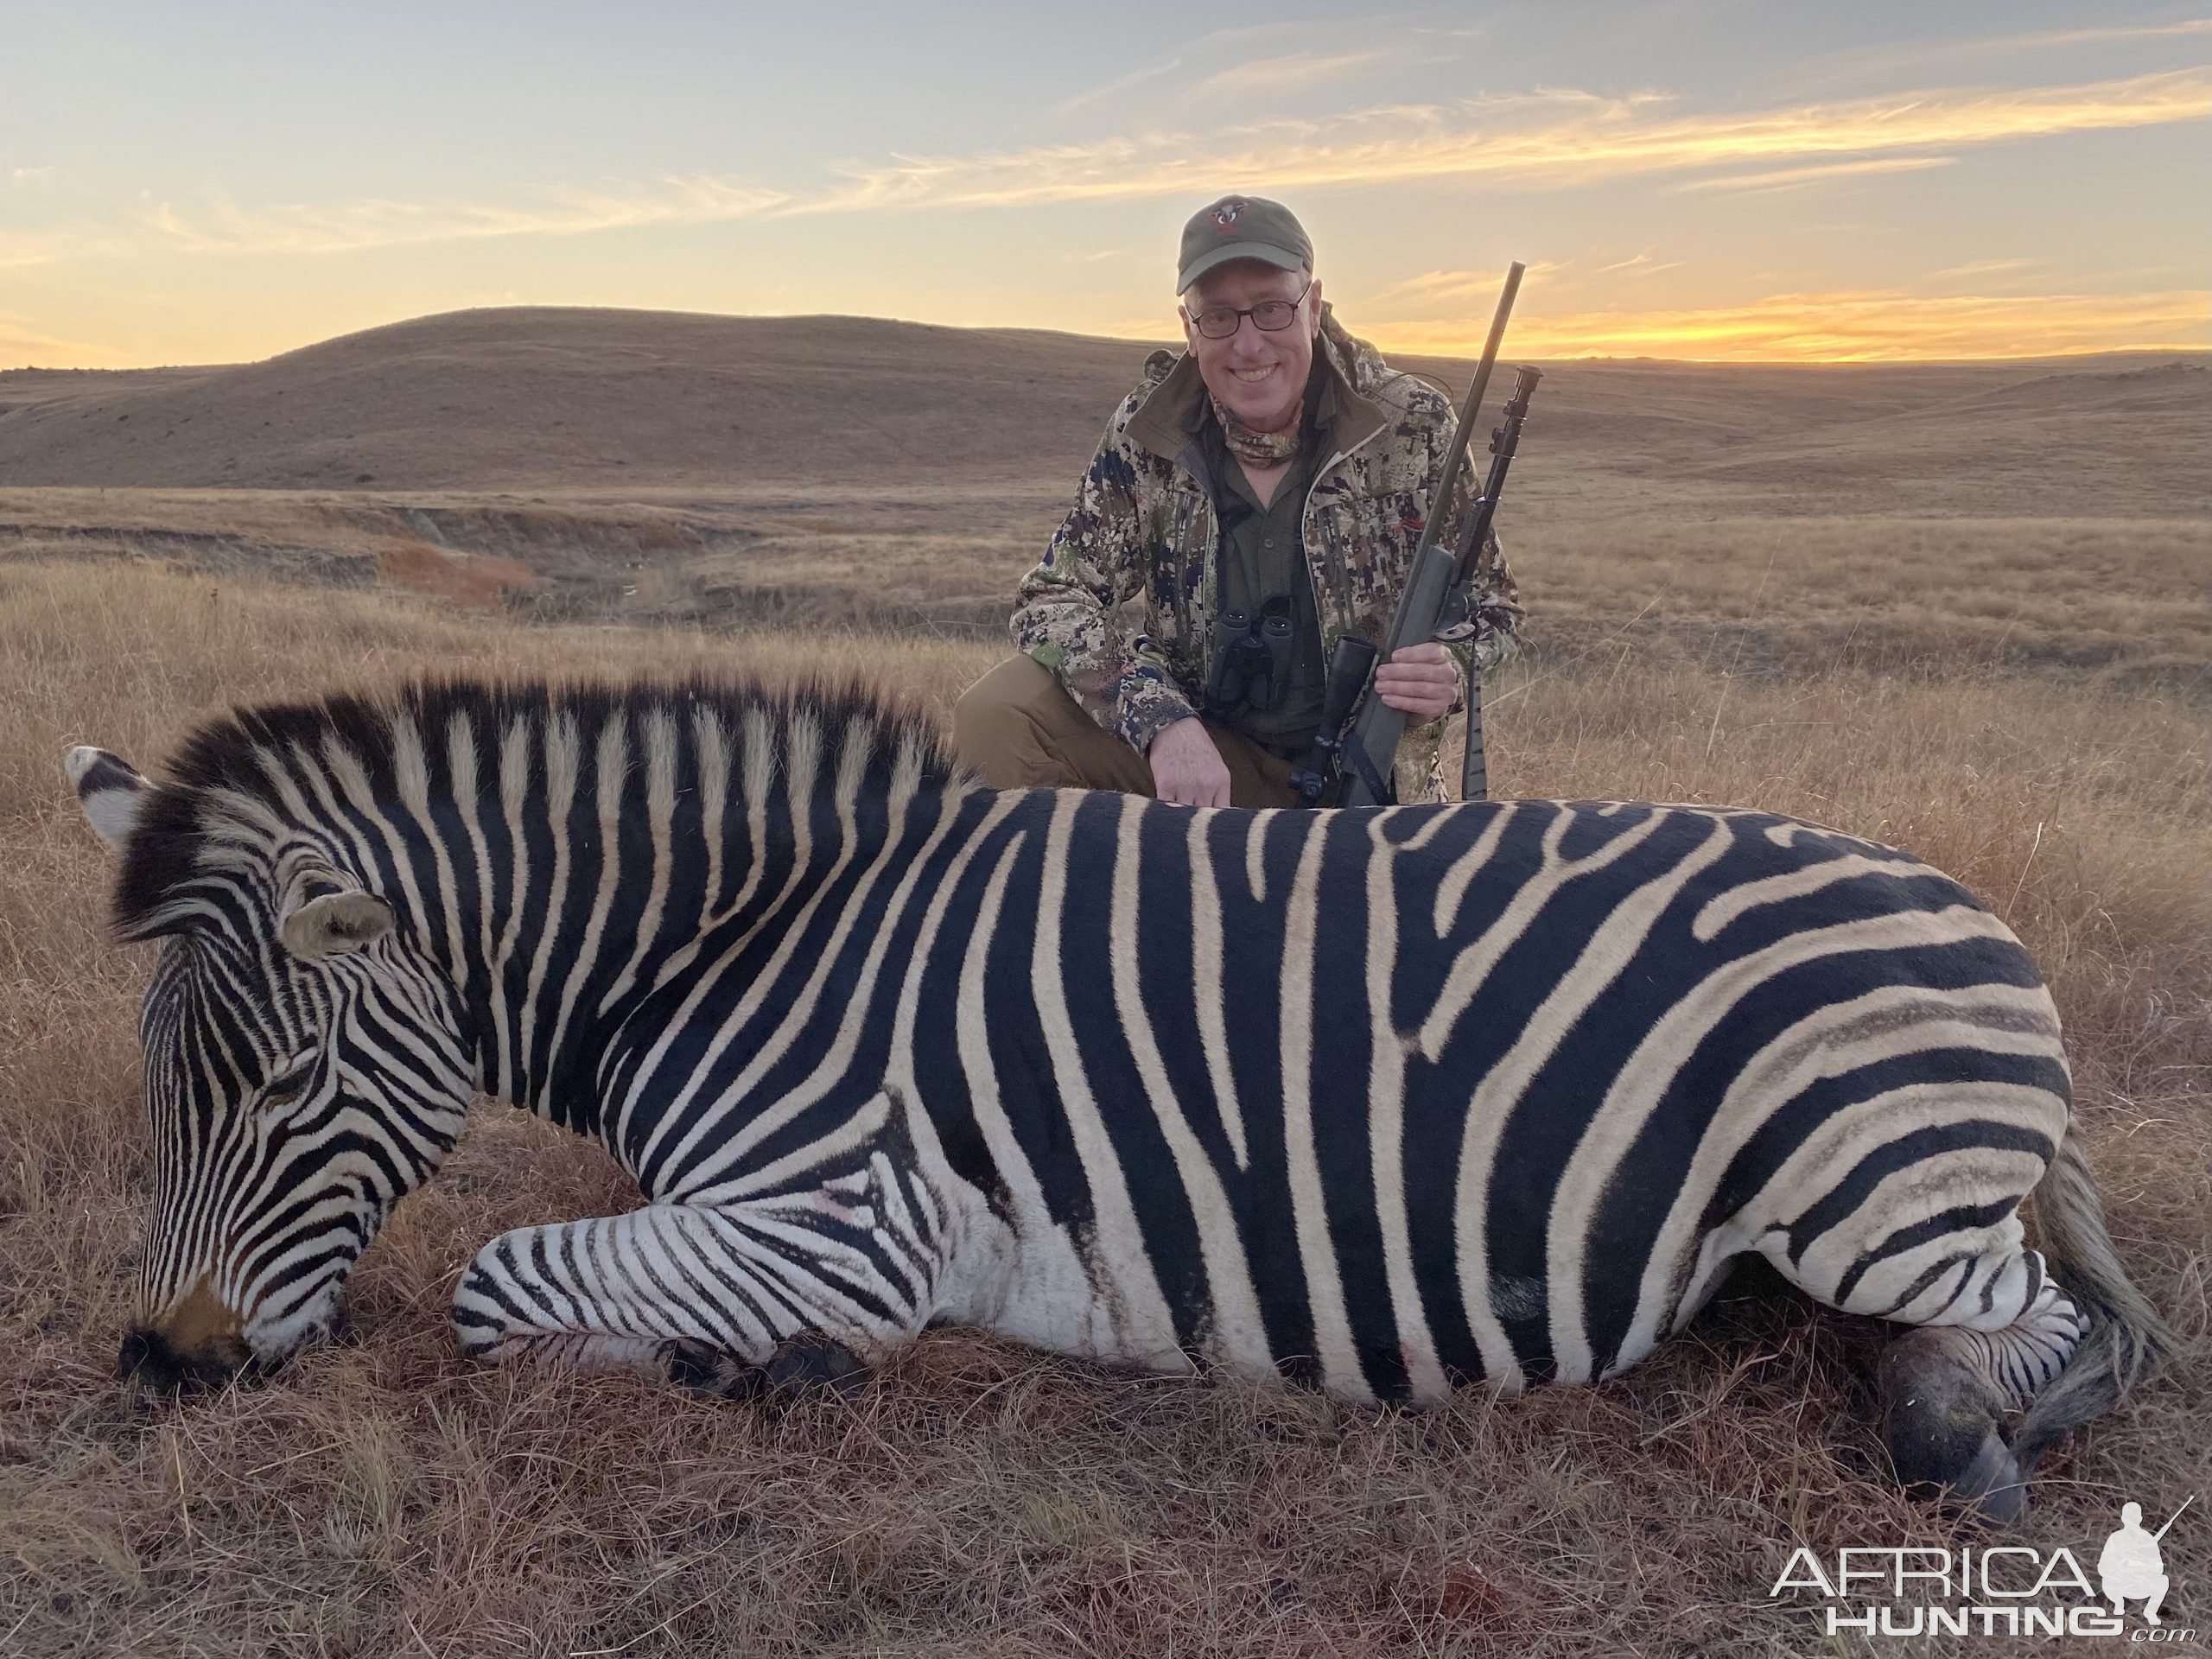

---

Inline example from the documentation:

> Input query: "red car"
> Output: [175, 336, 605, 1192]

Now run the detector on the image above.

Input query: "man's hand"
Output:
[1148, 716, 1232, 806]
[1371, 641, 1459, 727]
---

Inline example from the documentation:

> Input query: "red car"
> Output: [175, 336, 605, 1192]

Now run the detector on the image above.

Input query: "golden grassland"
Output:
[1, 551, 2207, 1657]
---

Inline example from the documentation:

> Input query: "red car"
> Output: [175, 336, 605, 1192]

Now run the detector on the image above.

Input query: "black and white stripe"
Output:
[81, 678, 2161, 1472]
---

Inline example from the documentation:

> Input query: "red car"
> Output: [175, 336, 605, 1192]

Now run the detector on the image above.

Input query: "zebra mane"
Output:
[111, 672, 966, 941]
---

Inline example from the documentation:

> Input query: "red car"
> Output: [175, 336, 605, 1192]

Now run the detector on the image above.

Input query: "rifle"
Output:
[1289, 264, 1538, 808]
[1444, 362, 1541, 802]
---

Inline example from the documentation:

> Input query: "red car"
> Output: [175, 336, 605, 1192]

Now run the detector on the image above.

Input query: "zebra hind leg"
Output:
[1769, 1116, 2170, 1522]
[1875, 1268, 2089, 1525]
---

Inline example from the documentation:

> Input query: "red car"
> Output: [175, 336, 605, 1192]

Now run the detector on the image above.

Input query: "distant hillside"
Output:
[0, 308, 1167, 493]
[0, 307, 2204, 513]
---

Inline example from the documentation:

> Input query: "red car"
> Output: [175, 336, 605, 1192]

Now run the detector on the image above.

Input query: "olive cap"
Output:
[1176, 194, 1313, 294]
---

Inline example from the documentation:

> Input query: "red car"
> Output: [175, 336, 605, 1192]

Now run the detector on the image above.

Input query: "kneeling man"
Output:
[954, 193, 1522, 807]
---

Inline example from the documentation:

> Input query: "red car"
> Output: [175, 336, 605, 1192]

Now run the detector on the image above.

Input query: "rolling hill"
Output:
[0, 309, 1165, 493]
[2, 308, 2205, 515]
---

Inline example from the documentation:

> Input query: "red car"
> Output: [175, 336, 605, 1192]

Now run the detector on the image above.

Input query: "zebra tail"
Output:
[2010, 1116, 2179, 1471]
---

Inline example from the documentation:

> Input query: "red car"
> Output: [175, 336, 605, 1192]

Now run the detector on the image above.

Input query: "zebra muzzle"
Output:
[117, 1322, 256, 1391]
[118, 1275, 258, 1391]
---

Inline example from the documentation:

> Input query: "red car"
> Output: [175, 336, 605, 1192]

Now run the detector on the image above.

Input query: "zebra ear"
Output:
[278, 873, 396, 961]
[65, 746, 149, 854]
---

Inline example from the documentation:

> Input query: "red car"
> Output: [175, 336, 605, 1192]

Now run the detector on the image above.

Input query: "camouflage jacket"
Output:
[1012, 303, 1523, 754]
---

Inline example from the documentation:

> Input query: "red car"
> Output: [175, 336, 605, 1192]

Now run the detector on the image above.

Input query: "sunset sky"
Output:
[3, 1, 2207, 367]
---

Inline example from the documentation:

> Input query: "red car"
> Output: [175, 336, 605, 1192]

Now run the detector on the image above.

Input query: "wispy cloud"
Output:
[2002, 18, 2212, 48]
[801, 67, 2208, 211]
[1796, 17, 2212, 85]
[1369, 287, 2212, 362]
[0, 309, 115, 365]
[0, 231, 71, 269]
[1674, 156, 1957, 194]
[1593, 251, 1684, 276]
[8, 165, 60, 186]
[1048, 18, 1446, 118]
[146, 174, 789, 255]
[1364, 261, 1570, 307]
[1929, 257, 2040, 280]
[1047, 54, 1188, 118]
[137, 67, 2211, 256]
[1178, 49, 1394, 106]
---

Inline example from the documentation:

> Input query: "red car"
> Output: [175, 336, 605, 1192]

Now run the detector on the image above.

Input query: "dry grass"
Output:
[2, 557, 2206, 1657]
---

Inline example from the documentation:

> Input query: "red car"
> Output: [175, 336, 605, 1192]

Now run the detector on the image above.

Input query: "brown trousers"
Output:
[950, 655, 1302, 808]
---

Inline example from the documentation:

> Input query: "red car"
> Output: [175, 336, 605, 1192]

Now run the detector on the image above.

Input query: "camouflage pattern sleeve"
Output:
[1010, 394, 1199, 754]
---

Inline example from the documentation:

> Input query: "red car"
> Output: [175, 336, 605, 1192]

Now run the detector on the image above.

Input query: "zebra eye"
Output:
[259, 1064, 315, 1109]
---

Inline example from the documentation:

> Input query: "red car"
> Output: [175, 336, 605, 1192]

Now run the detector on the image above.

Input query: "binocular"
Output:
[1204, 596, 1297, 716]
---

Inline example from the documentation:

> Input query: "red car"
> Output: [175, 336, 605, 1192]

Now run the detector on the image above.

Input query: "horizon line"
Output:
[6, 302, 2209, 375]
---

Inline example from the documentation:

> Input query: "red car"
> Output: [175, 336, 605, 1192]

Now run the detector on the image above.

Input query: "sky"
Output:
[3, 0, 2208, 367]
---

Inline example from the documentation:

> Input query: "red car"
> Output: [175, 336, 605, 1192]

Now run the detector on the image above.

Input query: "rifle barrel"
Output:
[1391, 262, 1522, 662]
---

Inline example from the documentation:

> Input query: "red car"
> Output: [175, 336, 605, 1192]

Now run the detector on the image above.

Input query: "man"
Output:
[953, 193, 1522, 807]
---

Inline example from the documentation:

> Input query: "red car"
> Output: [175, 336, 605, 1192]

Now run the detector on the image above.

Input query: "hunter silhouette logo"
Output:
[2101, 1496, 2191, 1626]
[1211, 198, 1244, 231]
[1770, 1495, 2196, 1639]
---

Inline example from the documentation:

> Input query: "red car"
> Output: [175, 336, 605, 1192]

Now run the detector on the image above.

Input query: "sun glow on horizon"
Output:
[1362, 287, 2212, 364]
[2, 5, 2205, 371]
[4, 288, 2206, 373]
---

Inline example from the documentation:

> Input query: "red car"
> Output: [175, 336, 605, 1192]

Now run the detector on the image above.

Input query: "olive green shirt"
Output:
[1195, 355, 1345, 758]
[1201, 429, 1324, 755]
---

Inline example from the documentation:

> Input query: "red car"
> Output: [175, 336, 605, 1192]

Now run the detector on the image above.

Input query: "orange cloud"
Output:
[1366, 288, 2212, 362]
[1369, 260, 1572, 306]
[805, 67, 2208, 209]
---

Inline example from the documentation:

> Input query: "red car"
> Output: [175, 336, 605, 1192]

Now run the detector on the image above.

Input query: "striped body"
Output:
[872, 790, 2067, 1401]
[83, 679, 2138, 1485]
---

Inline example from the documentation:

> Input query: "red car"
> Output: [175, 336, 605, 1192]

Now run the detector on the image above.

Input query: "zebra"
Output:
[67, 676, 2171, 1521]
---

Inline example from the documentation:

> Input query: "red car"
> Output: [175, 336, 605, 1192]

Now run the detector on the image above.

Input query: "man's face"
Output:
[1179, 260, 1322, 436]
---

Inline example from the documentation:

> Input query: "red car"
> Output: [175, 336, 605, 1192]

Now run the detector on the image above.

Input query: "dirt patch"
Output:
[372, 538, 543, 609]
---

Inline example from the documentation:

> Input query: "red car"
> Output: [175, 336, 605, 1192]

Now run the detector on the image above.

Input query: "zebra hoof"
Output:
[1878, 1332, 2027, 1524]
[662, 1338, 766, 1402]
[1947, 1430, 2029, 1525]
[766, 1332, 870, 1402]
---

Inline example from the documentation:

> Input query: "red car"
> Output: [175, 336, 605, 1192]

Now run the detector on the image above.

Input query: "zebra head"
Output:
[67, 741, 476, 1389]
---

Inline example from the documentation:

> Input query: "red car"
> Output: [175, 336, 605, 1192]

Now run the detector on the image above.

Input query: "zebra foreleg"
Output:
[448, 1197, 932, 1401]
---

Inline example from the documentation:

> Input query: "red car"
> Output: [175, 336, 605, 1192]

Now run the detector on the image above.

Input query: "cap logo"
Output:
[1211, 198, 1244, 232]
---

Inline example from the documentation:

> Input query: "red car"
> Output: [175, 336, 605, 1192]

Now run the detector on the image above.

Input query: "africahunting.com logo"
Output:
[1770, 1498, 2195, 1641]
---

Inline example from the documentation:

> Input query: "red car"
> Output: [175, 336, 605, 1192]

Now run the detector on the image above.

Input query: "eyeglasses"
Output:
[1186, 279, 1313, 340]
